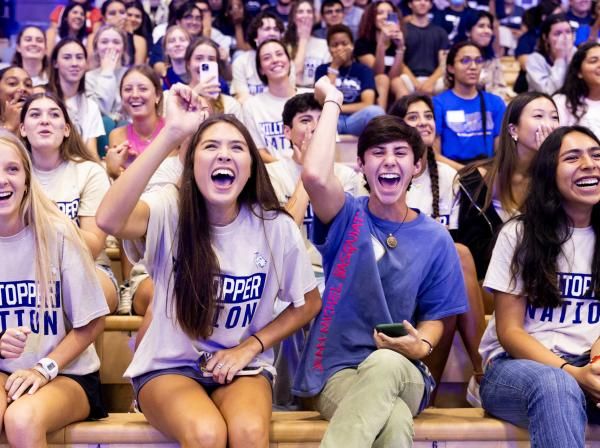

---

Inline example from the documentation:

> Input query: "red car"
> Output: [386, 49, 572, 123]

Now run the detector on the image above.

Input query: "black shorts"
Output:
[1, 370, 107, 420]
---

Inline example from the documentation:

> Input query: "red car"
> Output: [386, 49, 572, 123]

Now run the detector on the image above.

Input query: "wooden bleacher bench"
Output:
[0, 409, 598, 447]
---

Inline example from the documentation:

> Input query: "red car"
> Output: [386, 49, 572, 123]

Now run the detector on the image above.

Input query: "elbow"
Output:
[301, 167, 328, 193]
[96, 209, 120, 237]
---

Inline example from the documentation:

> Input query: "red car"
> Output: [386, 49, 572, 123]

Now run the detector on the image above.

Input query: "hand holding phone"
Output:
[375, 323, 408, 338]
[386, 12, 399, 24]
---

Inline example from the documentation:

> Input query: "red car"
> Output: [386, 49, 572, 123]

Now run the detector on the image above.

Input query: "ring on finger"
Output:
[216, 363, 224, 369]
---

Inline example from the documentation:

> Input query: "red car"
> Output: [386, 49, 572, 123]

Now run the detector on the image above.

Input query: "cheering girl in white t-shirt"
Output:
[97, 84, 321, 447]
[479, 125, 600, 448]
[0, 131, 108, 446]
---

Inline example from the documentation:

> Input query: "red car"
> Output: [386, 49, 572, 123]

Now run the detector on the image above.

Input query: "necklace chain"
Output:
[385, 206, 409, 249]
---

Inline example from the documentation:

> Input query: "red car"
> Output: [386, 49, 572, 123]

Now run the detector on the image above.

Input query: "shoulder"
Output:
[483, 91, 506, 109]
[109, 125, 127, 145]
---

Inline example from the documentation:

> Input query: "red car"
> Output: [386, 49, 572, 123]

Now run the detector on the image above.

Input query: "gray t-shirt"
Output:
[123, 185, 317, 379]
[0, 226, 109, 374]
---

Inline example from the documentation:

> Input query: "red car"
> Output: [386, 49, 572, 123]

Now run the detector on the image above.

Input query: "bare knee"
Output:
[4, 400, 44, 446]
[228, 414, 269, 448]
[132, 278, 153, 315]
[97, 268, 118, 313]
[180, 418, 227, 448]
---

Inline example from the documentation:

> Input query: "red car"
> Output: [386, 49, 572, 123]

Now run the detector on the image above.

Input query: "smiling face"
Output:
[556, 131, 600, 225]
[403, 101, 435, 147]
[0, 67, 33, 105]
[193, 122, 252, 223]
[511, 97, 559, 151]
[20, 97, 70, 154]
[121, 71, 159, 119]
[17, 27, 46, 61]
[55, 42, 86, 85]
[579, 45, 600, 90]
[375, 1, 394, 30]
[0, 141, 27, 236]
[126, 6, 143, 32]
[258, 41, 290, 84]
[179, 7, 203, 36]
[165, 28, 191, 61]
[67, 5, 86, 32]
[449, 44, 483, 88]
[359, 140, 422, 208]
[469, 16, 493, 48]
[255, 18, 282, 45]
[104, 1, 127, 29]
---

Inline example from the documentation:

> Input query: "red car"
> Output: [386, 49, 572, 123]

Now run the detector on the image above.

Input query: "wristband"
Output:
[327, 67, 340, 75]
[250, 334, 264, 353]
[36, 357, 59, 380]
[324, 100, 342, 113]
[559, 361, 569, 370]
[421, 338, 433, 356]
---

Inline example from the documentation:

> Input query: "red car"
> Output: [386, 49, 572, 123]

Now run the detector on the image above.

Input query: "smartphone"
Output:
[197, 352, 264, 377]
[386, 12, 399, 24]
[199, 60, 219, 83]
[376, 323, 408, 338]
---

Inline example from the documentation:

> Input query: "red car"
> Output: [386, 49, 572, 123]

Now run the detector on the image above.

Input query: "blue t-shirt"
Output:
[433, 89, 506, 162]
[315, 62, 376, 105]
[293, 195, 468, 412]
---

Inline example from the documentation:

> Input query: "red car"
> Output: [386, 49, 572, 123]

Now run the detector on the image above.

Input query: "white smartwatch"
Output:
[35, 357, 59, 381]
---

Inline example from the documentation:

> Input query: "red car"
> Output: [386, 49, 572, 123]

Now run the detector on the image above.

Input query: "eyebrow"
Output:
[28, 107, 62, 113]
[562, 146, 600, 155]
[202, 139, 247, 145]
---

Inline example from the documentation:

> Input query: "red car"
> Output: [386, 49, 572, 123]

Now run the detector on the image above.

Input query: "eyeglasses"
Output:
[323, 8, 343, 15]
[458, 56, 484, 66]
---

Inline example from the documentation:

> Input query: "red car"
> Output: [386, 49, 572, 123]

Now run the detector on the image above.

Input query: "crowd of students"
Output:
[0, 0, 599, 447]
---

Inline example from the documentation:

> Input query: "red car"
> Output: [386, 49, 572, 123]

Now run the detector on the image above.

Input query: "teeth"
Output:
[380, 174, 400, 179]
[212, 168, 234, 177]
[576, 178, 599, 187]
[0, 192, 12, 199]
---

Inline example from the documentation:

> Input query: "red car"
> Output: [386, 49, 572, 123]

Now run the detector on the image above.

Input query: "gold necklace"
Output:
[385, 206, 409, 249]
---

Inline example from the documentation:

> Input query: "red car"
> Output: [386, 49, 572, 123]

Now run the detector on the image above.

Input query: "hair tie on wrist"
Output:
[324, 100, 342, 113]
[421, 338, 433, 356]
[559, 361, 569, 370]
[250, 334, 264, 353]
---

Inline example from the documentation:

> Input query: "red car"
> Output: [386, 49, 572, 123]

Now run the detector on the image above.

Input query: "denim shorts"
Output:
[131, 365, 274, 412]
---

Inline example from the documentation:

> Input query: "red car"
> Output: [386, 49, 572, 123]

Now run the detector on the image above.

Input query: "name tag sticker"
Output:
[384, 55, 395, 67]
[447, 110, 466, 123]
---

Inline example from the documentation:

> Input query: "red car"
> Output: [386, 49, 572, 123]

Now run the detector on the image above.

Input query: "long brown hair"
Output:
[20, 92, 98, 164]
[174, 114, 285, 339]
[357, 1, 402, 43]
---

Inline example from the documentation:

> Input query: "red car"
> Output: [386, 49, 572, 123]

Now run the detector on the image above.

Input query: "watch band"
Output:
[36, 357, 59, 380]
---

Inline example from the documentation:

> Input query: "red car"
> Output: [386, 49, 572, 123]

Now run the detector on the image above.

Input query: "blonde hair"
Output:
[92, 24, 131, 68]
[0, 130, 96, 309]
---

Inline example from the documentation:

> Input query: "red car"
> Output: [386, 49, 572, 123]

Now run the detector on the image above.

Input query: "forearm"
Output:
[303, 101, 340, 186]
[416, 320, 444, 349]
[79, 228, 105, 259]
[499, 327, 565, 367]
[293, 39, 309, 79]
[341, 100, 372, 114]
[388, 50, 404, 78]
[96, 128, 184, 235]
[284, 180, 310, 227]
[373, 46, 387, 75]
[47, 317, 105, 370]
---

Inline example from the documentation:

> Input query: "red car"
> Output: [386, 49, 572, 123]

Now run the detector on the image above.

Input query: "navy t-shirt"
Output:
[315, 62, 376, 105]
[432, 7, 474, 44]
[353, 37, 398, 73]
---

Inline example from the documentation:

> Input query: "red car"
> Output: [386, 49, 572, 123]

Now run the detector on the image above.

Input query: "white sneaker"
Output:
[466, 375, 482, 408]
[117, 283, 133, 315]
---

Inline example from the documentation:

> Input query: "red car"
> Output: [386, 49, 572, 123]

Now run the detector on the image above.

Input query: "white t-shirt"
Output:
[296, 37, 331, 88]
[231, 50, 297, 97]
[33, 160, 110, 222]
[407, 161, 459, 230]
[553, 93, 600, 140]
[0, 226, 109, 375]
[65, 93, 105, 143]
[220, 94, 243, 122]
[480, 219, 600, 366]
[146, 155, 183, 192]
[242, 91, 294, 158]
[123, 185, 317, 379]
[266, 155, 366, 266]
[85, 66, 128, 121]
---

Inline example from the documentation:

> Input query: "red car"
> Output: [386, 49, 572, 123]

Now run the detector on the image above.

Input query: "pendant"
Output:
[386, 234, 398, 249]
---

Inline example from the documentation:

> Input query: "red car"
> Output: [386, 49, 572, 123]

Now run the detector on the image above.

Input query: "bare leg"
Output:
[138, 374, 227, 448]
[4, 376, 90, 448]
[390, 76, 410, 103]
[375, 74, 390, 111]
[96, 267, 118, 314]
[132, 277, 154, 316]
[212, 375, 272, 448]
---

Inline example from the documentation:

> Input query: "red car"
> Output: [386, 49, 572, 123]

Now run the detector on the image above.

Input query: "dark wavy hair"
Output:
[255, 39, 291, 85]
[48, 38, 88, 100]
[11, 26, 48, 73]
[556, 42, 600, 121]
[389, 94, 441, 219]
[283, 0, 316, 58]
[125, 0, 154, 48]
[101, 0, 126, 18]
[510, 125, 600, 308]
[357, 0, 402, 43]
[58, 2, 88, 42]
[174, 114, 286, 339]
[456, 10, 496, 60]
[247, 10, 285, 50]
[357, 115, 425, 192]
